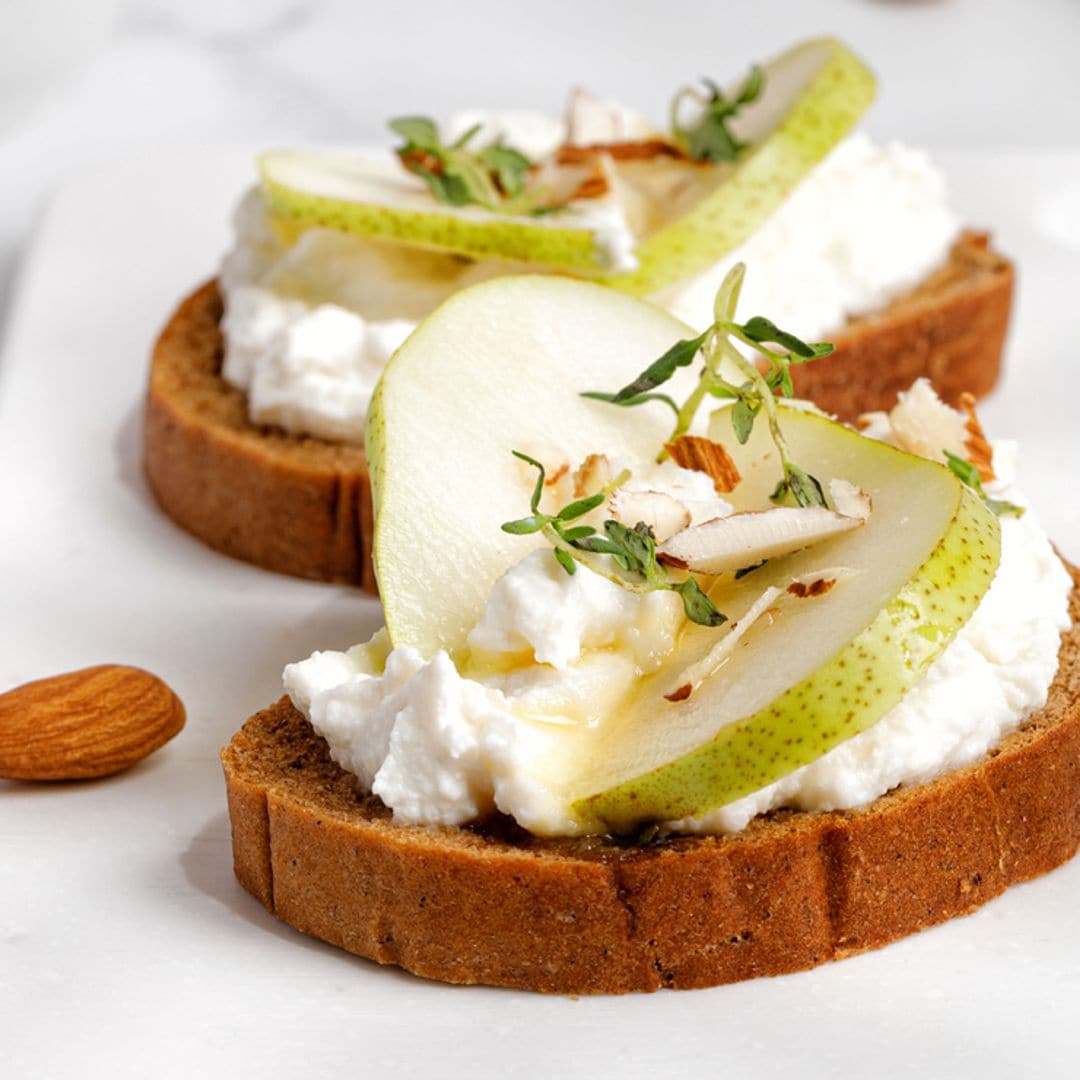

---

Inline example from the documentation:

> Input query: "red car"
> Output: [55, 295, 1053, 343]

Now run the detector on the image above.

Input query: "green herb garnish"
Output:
[943, 451, 1024, 517]
[500, 452, 727, 627]
[389, 116, 540, 213]
[669, 66, 764, 163]
[584, 262, 834, 508]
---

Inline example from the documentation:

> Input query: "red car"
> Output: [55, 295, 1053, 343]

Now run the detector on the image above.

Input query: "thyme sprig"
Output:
[669, 66, 764, 163]
[944, 451, 1024, 517]
[584, 262, 834, 508]
[389, 116, 542, 213]
[501, 452, 726, 627]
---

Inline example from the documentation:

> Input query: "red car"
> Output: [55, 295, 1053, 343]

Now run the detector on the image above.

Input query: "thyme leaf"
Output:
[944, 451, 1024, 517]
[670, 65, 765, 163]
[390, 115, 540, 213]
[500, 455, 727, 627]
[583, 262, 831, 508]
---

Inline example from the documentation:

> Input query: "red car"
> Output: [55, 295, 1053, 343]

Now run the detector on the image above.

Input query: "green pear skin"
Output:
[577, 484, 1000, 832]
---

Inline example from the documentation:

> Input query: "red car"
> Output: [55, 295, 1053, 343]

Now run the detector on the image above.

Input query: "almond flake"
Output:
[664, 683, 693, 703]
[609, 489, 691, 543]
[555, 139, 689, 165]
[657, 505, 867, 576]
[568, 163, 610, 200]
[665, 435, 741, 494]
[787, 578, 837, 599]
[544, 463, 569, 487]
[572, 454, 613, 497]
[959, 392, 995, 482]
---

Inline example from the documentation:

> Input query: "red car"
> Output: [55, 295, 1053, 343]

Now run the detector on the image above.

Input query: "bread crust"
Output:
[221, 566, 1080, 995]
[146, 233, 1011, 589]
[143, 282, 376, 590]
[790, 231, 1013, 417]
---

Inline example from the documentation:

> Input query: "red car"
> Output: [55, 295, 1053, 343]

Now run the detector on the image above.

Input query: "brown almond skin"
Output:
[0, 665, 185, 781]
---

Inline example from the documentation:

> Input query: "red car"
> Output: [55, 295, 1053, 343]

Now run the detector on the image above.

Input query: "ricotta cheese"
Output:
[284, 404, 1072, 837]
[219, 127, 960, 443]
[654, 133, 959, 338]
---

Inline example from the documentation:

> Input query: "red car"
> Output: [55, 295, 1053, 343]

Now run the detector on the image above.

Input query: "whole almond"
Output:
[0, 664, 185, 781]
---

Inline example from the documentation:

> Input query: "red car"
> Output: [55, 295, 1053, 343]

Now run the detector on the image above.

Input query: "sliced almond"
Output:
[555, 139, 689, 165]
[608, 488, 691, 543]
[665, 435, 741, 494]
[665, 586, 783, 702]
[959, 392, 995, 482]
[568, 161, 611, 200]
[0, 665, 185, 781]
[665, 567, 857, 702]
[786, 577, 837, 598]
[657, 505, 867, 576]
[572, 453, 614, 497]
[544, 462, 569, 487]
[828, 478, 872, 520]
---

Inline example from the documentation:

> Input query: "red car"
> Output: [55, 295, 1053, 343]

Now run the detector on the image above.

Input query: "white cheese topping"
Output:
[656, 133, 959, 337]
[284, 404, 1072, 836]
[671, 440, 1071, 833]
[219, 129, 960, 443]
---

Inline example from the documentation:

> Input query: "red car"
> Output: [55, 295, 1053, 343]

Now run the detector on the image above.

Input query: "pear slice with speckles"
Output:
[605, 37, 875, 296]
[258, 38, 874, 286]
[569, 407, 1000, 833]
[259, 152, 626, 273]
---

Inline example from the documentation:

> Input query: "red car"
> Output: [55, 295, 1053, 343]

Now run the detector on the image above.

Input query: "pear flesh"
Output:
[571, 408, 1000, 832]
[258, 38, 874, 291]
[366, 276, 1000, 836]
[605, 37, 876, 295]
[366, 276, 700, 661]
[259, 152, 617, 273]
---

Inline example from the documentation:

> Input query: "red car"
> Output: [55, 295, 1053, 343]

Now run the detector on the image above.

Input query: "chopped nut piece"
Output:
[657, 506, 866, 576]
[787, 578, 837, 599]
[555, 139, 689, 165]
[609, 489, 691, 543]
[572, 453, 613, 497]
[665, 435, 741, 493]
[657, 552, 689, 570]
[959, 392, 995, 482]
[568, 163, 610, 200]
[544, 463, 569, 487]
[664, 683, 693, 703]
[828, 479, 872, 521]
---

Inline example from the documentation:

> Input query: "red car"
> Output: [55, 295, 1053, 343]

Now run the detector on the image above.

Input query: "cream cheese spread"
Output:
[219, 126, 960, 443]
[284, 388, 1072, 836]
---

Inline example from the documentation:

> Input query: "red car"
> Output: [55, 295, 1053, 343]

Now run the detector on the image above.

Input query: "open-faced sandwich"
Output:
[221, 269, 1074, 994]
[145, 38, 1012, 589]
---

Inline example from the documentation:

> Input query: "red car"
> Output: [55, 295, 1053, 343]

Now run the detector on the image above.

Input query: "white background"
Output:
[2, 3, 1079, 1078]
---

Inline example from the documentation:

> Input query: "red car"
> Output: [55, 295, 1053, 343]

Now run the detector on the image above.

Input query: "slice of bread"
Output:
[143, 282, 375, 590]
[789, 231, 1013, 416]
[221, 564, 1080, 995]
[145, 232, 1011, 590]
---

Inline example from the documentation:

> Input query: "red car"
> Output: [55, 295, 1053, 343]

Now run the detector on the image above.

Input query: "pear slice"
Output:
[605, 37, 875, 295]
[569, 407, 1000, 832]
[367, 276, 999, 836]
[259, 151, 627, 273]
[258, 38, 874, 288]
[366, 276, 699, 661]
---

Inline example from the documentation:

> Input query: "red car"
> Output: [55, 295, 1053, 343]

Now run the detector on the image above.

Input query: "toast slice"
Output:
[143, 282, 376, 590]
[220, 564, 1080, 995]
[144, 233, 1012, 590]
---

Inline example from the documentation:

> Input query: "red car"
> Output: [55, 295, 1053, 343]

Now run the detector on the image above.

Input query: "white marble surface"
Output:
[2, 5, 1080, 1077]
[1, 0, 1080, 337]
